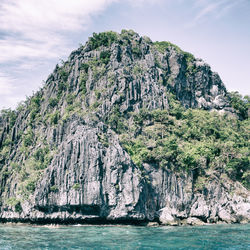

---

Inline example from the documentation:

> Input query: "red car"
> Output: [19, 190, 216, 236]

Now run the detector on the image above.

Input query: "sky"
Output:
[0, 0, 249, 109]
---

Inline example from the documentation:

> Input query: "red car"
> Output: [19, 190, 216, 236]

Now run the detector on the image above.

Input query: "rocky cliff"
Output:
[0, 30, 249, 225]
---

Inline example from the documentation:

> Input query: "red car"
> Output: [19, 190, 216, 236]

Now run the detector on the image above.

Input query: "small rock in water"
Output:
[147, 222, 159, 227]
[187, 217, 205, 226]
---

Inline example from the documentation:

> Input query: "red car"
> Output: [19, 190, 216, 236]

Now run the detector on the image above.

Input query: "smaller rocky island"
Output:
[0, 30, 249, 226]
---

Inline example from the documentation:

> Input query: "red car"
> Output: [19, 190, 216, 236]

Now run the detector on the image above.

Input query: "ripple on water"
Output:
[0, 224, 249, 249]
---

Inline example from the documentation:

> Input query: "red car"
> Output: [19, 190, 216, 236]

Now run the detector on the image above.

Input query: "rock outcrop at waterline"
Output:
[0, 30, 249, 225]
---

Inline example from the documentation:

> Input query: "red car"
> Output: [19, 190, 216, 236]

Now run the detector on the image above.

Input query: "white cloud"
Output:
[0, 0, 120, 109]
[214, 0, 245, 20]
[127, 0, 163, 7]
[0, 0, 118, 34]
[0, 73, 24, 109]
[191, 0, 246, 25]
[0, 0, 119, 63]
[0, 73, 16, 95]
[0, 38, 62, 63]
[0, 0, 162, 65]
[194, 1, 223, 22]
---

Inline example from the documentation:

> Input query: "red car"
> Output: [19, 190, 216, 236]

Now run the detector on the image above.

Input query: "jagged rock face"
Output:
[167, 53, 228, 110]
[66, 33, 230, 114]
[0, 30, 248, 224]
[33, 119, 143, 221]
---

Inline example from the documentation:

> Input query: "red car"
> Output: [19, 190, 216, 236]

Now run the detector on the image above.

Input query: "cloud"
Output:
[0, 0, 119, 63]
[194, 1, 223, 22]
[0, 73, 23, 109]
[0, 0, 120, 109]
[0, 73, 16, 95]
[191, 0, 246, 25]
[0, 0, 163, 65]
[127, 0, 163, 7]
[0, 0, 117, 32]
[0, 38, 62, 64]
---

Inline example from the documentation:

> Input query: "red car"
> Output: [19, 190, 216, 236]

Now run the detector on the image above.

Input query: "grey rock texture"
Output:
[0, 30, 248, 225]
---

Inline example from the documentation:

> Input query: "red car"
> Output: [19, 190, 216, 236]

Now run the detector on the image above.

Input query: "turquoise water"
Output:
[0, 224, 249, 249]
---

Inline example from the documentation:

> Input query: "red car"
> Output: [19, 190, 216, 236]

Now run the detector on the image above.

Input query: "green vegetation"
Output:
[72, 183, 81, 190]
[100, 50, 111, 65]
[28, 94, 43, 124]
[44, 111, 60, 125]
[58, 69, 69, 82]
[79, 72, 88, 94]
[154, 57, 161, 68]
[66, 94, 75, 105]
[229, 91, 249, 120]
[58, 82, 68, 96]
[88, 57, 99, 68]
[90, 101, 101, 111]
[23, 129, 34, 147]
[33, 146, 51, 169]
[80, 63, 89, 73]
[132, 64, 143, 75]
[14, 145, 55, 199]
[112, 95, 250, 188]
[94, 89, 102, 100]
[107, 72, 116, 86]
[16, 101, 26, 113]
[80, 57, 107, 86]
[92, 63, 106, 81]
[23, 176, 37, 192]
[183, 51, 195, 63]
[97, 133, 109, 147]
[50, 185, 59, 192]
[121, 29, 136, 36]
[49, 97, 58, 108]
[154, 41, 196, 76]
[49, 111, 60, 125]
[184, 52, 196, 76]
[107, 105, 126, 132]
[61, 101, 82, 122]
[88, 31, 118, 50]
[154, 41, 183, 54]
[132, 46, 142, 57]
[0, 109, 17, 129]
[120, 29, 136, 44]
[154, 41, 195, 68]
[6, 197, 22, 213]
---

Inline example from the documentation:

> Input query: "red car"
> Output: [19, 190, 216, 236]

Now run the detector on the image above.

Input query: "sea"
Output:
[0, 223, 249, 249]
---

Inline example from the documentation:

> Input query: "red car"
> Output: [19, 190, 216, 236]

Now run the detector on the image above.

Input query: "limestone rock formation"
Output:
[0, 30, 249, 225]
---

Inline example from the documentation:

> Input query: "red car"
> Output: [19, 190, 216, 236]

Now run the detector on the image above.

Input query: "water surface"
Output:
[0, 223, 249, 249]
